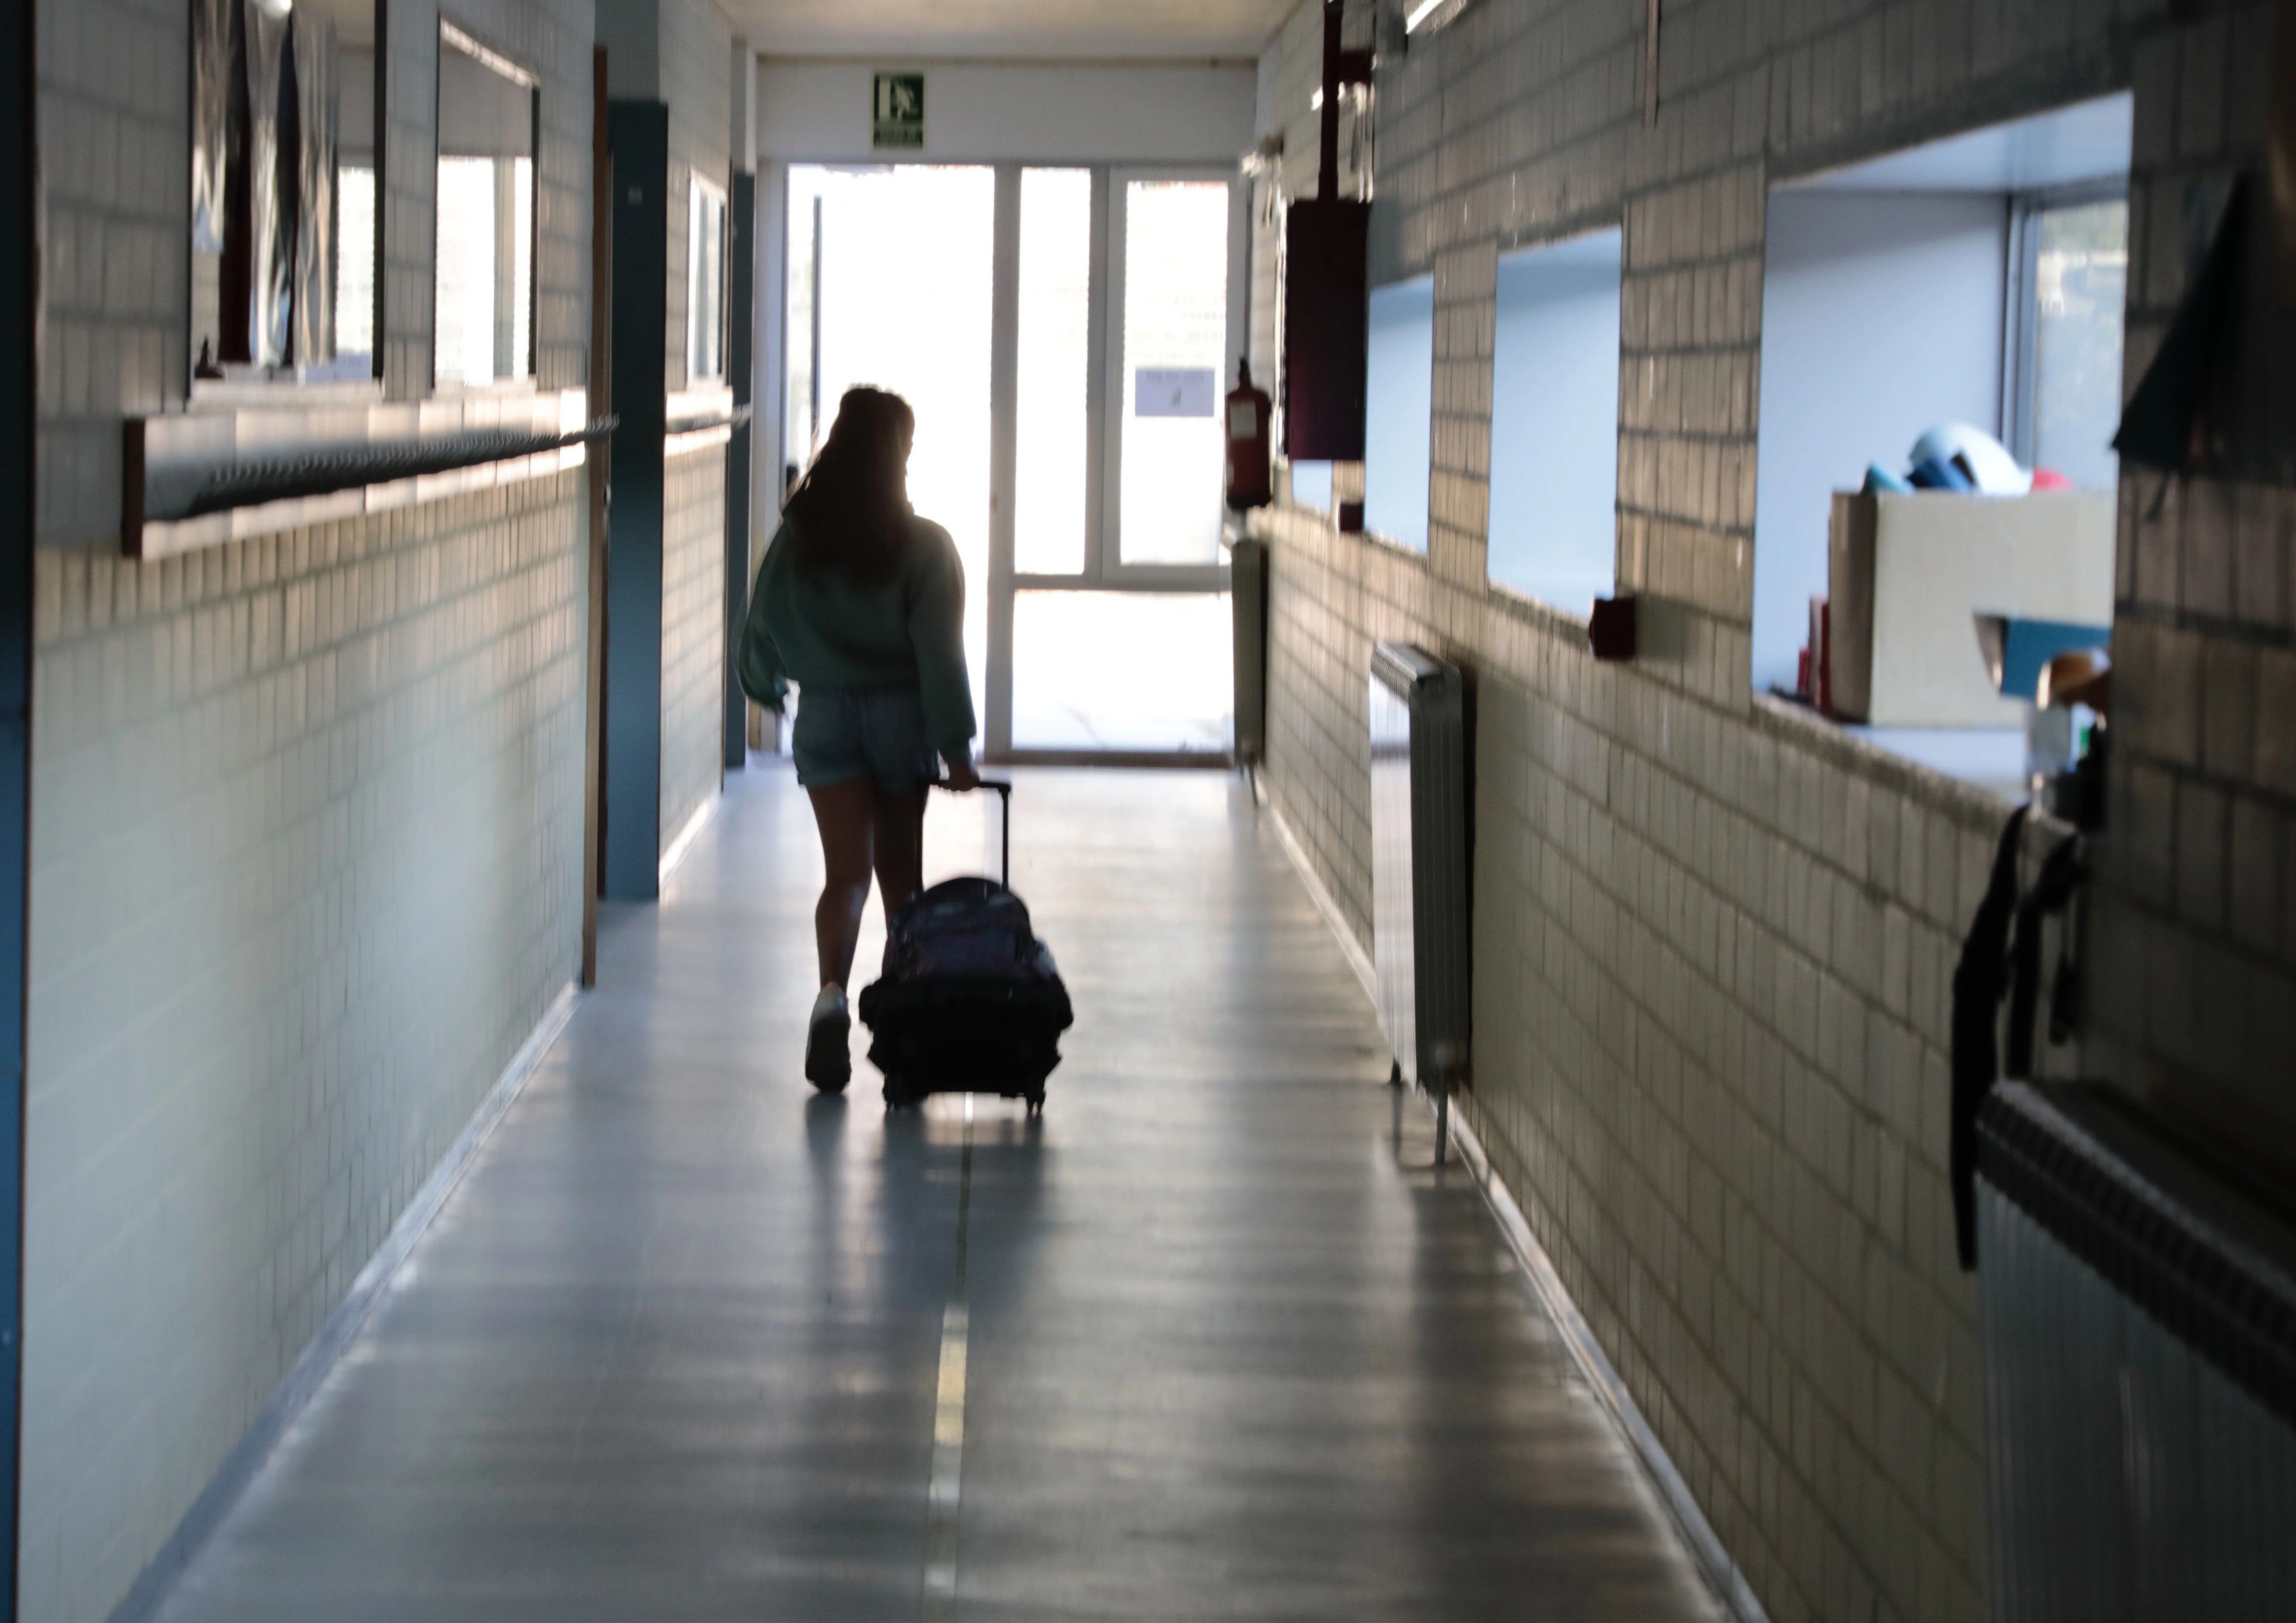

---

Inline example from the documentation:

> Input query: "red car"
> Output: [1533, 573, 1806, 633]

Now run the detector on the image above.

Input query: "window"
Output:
[1486, 228, 1622, 615]
[335, 166, 377, 357]
[433, 22, 536, 389]
[787, 164, 996, 726]
[189, 0, 378, 380]
[782, 188, 819, 476]
[1362, 275, 1432, 552]
[2010, 195, 2128, 493]
[783, 163, 1241, 760]
[1750, 93, 2131, 799]
[689, 176, 728, 382]
[1010, 591, 1232, 751]
[1115, 178, 1231, 567]
[1013, 168, 1092, 575]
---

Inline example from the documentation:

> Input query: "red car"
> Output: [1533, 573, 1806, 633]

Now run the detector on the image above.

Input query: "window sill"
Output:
[1359, 526, 1428, 559]
[429, 376, 542, 400]
[664, 386, 743, 460]
[1488, 577, 1594, 635]
[667, 385, 736, 431]
[1751, 692, 2035, 824]
[125, 387, 600, 560]
[189, 373, 383, 410]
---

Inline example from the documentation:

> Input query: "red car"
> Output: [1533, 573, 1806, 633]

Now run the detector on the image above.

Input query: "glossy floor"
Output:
[154, 765, 1725, 1622]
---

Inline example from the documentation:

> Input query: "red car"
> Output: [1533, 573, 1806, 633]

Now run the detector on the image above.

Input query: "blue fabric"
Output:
[1995, 619, 2110, 703]
[791, 687, 941, 792]
[1907, 455, 1972, 491]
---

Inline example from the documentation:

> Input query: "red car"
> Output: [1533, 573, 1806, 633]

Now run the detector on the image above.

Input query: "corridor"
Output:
[148, 767, 1721, 1623]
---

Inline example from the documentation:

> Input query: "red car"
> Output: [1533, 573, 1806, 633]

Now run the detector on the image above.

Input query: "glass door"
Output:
[992, 166, 1247, 758]
[780, 163, 1244, 763]
[787, 164, 997, 730]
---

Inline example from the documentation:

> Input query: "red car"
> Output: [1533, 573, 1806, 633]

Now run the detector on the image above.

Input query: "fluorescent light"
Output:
[1407, 0, 1471, 31]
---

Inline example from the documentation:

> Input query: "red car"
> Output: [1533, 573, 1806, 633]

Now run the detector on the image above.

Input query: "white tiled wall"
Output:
[21, 479, 587, 1623]
[1247, 1, 2212, 1619]
[2082, 17, 2296, 1198]
[662, 447, 727, 855]
[664, 0, 732, 393]
[655, 0, 733, 859]
[25, 0, 599, 1617]
[36, 0, 189, 549]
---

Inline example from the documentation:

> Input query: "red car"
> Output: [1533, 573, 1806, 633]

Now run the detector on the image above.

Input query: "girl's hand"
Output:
[942, 756, 981, 792]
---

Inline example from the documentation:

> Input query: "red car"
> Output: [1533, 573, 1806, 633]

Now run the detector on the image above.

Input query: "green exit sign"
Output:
[872, 73, 924, 150]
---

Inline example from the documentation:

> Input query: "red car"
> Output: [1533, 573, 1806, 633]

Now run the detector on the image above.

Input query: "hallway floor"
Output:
[153, 765, 1724, 1623]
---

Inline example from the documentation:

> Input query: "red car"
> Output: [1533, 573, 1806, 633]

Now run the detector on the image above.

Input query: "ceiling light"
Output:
[1406, 0, 1472, 32]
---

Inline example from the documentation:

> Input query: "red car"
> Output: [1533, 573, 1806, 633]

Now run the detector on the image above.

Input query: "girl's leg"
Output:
[872, 784, 927, 915]
[806, 778, 878, 989]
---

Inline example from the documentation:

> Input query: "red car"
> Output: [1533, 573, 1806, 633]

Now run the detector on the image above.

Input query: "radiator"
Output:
[1369, 642, 1469, 1149]
[1231, 532, 1268, 766]
[1977, 1081, 2296, 1622]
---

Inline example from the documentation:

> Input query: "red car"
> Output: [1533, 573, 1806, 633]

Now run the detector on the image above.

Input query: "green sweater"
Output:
[738, 515, 977, 763]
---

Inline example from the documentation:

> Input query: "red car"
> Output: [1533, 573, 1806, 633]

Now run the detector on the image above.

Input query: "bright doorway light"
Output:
[788, 165, 996, 728]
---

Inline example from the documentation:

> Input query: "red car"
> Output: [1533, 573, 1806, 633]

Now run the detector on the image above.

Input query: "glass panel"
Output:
[334, 165, 377, 359]
[1363, 276, 1433, 551]
[1118, 180, 1229, 566]
[690, 180, 726, 380]
[434, 34, 535, 387]
[434, 156, 533, 385]
[2031, 199, 2127, 494]
[1012, 592, 1232, 752]
[802, 165, 996, 730]
[1487, 229, 1622, 617]
[189, 0, 377, 377]
[783, 180, 820, 479]
[1015, 168, 1092, 574]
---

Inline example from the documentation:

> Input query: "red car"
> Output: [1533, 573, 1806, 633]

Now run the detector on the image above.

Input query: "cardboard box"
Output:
[1826, 490, 2113, 726]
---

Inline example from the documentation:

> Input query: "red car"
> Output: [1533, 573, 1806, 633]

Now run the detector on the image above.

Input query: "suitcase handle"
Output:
[980, 777, 1011, 886]
[940, 774, 1013, 886]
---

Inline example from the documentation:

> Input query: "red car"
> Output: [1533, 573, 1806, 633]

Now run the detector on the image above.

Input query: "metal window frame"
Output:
[687, 172, 730, 384]
[985, 163, 1246, 752]
[1090, 164, 1249, 592]
[2001, 178, 2127, 467]
[432, 19, 544, 391]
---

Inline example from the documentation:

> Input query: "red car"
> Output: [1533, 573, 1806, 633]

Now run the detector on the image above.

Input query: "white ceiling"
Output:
[1788, 92, 2133, 193]
[728, 0, 1298, 61]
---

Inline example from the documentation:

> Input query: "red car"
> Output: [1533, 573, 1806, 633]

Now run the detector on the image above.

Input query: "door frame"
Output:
[781, 159, 1248, 764]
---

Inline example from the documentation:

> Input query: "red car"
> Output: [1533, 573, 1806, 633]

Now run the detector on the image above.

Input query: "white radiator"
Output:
[1369, 642, 1470, 1151]
[1978, 1082, 2296, 1621]
[1231, 532, 1268, 765]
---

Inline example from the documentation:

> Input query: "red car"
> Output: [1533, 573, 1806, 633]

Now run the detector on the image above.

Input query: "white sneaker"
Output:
[805, 984, 851, 1091]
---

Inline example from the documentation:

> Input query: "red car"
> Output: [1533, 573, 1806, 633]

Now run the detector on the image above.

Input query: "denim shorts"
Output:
[791, 687, 940, 792]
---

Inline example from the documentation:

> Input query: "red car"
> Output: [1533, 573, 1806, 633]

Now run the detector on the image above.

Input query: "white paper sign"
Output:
[1135, 367, 1217, 418]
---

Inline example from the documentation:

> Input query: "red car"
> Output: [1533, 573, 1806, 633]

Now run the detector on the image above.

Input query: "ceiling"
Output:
[727, 0, 1298, 61]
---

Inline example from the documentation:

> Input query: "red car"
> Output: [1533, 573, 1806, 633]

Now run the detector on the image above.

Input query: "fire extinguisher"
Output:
[1225, 359, 1273, 511]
